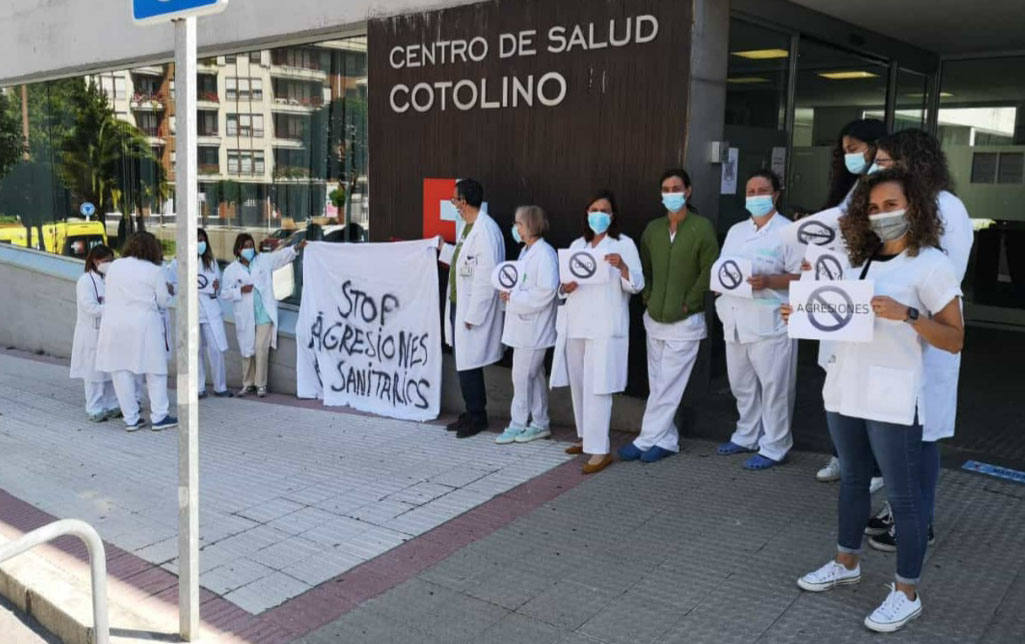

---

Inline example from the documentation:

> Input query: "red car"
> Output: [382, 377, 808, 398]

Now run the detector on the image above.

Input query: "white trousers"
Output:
[634, 336, 700, 452]
[726, 334, 795, 462]
[198, 322, 227, 394]
[566, 338, 613, 455]
[510, 347, 549, 429]
[111, 371, 169, 425]
[83, 380, 118, 416]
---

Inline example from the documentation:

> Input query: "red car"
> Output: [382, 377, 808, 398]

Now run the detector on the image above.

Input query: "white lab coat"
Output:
[444, 212, 506, 371]
[198, 261, 229, 352]
[501, 239, 559, 350]
[551, 234, 644, 394]
[95, 257, 174, 375]
[70, 271, 110, 382]
[221, 246, 297, 357]
[920, 191, 975, 441]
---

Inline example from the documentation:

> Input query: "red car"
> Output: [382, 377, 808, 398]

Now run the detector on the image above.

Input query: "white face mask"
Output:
[868, 209, 909, 242]
[96, 262, 110, 276]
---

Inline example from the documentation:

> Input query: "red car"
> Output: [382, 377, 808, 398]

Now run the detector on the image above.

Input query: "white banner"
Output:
[296, 240, 442, 421]
[710, 256, 753, 298]
[788, 279, 874, 342]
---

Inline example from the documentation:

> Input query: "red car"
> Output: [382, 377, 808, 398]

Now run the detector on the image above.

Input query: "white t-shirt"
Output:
[715, 213, 802, 344]
[822, 247, 961, 426]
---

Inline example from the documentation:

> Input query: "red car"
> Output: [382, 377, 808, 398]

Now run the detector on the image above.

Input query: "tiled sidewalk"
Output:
[0, 351, 572, 615]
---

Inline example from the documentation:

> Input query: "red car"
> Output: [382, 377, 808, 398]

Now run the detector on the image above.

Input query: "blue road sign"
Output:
[133, 0, 228, 24]
[80, 202, 96, 217]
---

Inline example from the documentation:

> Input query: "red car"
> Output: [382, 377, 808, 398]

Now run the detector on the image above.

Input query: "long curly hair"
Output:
[841, 169, 943, 267]
[824, 119, 887, 209]
[120, 232, 164, 265]
[875, 128, 953, 196]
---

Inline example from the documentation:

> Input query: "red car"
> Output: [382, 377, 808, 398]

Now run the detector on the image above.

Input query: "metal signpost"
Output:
[132, 1, 228, 640]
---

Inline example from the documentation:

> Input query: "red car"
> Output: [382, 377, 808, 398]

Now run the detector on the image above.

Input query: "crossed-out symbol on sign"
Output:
[718, 260, 743, 290]
[569, 251, 598, 280]
[197, 274, 209, 289]
[806, 285, 855, 332]
[498, 264, 519, 289]
[797, 221, 836, 246]
[815, 254, 844, 281]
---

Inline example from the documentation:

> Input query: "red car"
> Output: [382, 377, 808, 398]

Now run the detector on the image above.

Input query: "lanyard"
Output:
[858, 244, 884, 280]
[89, 273, 102, 303]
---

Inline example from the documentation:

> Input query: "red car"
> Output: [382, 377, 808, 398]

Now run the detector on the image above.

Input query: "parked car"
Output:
[259, 227, 296, 252]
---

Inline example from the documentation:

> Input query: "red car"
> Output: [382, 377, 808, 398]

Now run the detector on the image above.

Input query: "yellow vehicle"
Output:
[0, 223, 29, 248]
[17, 219, 109, 259]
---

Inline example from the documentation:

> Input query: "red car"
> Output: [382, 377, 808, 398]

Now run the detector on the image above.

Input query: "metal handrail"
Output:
[0, 519, 109, 644]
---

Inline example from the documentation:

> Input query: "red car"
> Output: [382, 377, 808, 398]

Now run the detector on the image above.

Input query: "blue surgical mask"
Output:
[511, 225, 523, 244]
[866, 162, 882, 175]
[240, 248, 256, 261]
[845, 152, 869, 175]
[587, 211, 612, 235]
[662, 192, 687, 213]
[197, 241, 207, 256]
[745, 195, 775, 217]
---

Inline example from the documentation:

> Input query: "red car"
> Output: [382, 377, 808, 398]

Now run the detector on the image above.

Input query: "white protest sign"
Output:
[296, 240, 442, 421]
[782, 206, 843, 250]
[438, 242, 456, 265]
[491, 261, 521, 291]
[559, 248, 610, 285]
[801, 244, 851, 282]
[788, 279, 874, 342]
[710, 256, 753, 298]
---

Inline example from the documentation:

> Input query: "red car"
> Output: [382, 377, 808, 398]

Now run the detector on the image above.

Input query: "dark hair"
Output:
[825, 118, 887, 209]
[455, 178, 484, 209]
[197, 227, 214, 270]
[747, 169, 782, 193]
[121, 232, 163, 265]
[841, 168, 943, 266]
[876, 129, 953, 197]
[583, 189, 621, 242]
[233, 232, 256, 258]
[660, 168, 692, 188]
[84, 244, 114, 274]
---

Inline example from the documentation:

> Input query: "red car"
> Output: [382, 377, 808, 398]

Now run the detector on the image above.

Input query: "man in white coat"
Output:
[443, 178, 505, 438]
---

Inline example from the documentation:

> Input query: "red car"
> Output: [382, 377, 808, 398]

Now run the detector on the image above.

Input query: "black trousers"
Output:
[451, 305, 487, 417]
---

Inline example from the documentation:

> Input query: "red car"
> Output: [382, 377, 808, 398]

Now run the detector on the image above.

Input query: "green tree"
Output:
[0, 91, 21, 179]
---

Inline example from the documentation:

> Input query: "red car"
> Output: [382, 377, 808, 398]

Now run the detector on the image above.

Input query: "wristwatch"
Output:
[905, 306, 920, 324]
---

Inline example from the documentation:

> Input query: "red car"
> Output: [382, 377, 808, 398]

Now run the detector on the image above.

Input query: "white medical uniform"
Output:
[197, 261, 230, 394]
[556, 234, 644, 455]
[95, 257, 174, 424]
[919, 191, 974, 441]
[715, 213, 802, 462]
[221, 246, 297, 357]
[70, 270, 117, 416]
[501, 239, 558, 430]
[443, 212, 506, 371]
[823, 248, 962, 425]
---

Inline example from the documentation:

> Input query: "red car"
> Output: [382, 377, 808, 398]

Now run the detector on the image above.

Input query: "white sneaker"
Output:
[797, 560, 861, 592]
[870, 476, 885, 494]
[816, 456, 841, 482]
[864, 583, 922, 633]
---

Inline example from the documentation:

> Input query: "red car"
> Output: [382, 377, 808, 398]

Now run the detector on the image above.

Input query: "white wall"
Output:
[0, 0, 473, 84]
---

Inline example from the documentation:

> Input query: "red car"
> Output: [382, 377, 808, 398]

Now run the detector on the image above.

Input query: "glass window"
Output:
[788, 39, 888, 213]
[892, 69, 929, 131]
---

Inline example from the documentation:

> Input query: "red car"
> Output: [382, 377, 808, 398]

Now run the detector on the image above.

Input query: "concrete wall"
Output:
[0, 245, 648, 430]
[0, 0, 475, 84]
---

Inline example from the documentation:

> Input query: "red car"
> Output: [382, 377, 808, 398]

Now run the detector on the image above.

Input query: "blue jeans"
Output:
[921, 441, 940, 526]
[827, 412, 929, 585]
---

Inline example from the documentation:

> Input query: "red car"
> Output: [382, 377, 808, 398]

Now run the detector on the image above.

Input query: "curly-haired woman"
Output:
[862, 129, 974, 551]
[785, 169, 964, 633]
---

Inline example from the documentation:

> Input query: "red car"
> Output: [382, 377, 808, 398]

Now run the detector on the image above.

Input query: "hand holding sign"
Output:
[710, 257, 753, 298]
[558, 248, 609, 285]
[491, 261, 521, 291]
[787, 279, 874, 342]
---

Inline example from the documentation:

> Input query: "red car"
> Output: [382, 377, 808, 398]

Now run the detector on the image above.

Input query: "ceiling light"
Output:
[727, 77, 771, 84]
[818, 71, 879, 80]
[732, 49, 789, 60]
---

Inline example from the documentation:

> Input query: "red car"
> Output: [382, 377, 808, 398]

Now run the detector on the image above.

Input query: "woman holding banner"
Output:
[787, 169, 964, 633]
[862, 129, 974, 551]
[222, 233, 303, 398]
[557, 190, 644, 474]
[713, 170, 802, 470]
[495, 205, 559, 445]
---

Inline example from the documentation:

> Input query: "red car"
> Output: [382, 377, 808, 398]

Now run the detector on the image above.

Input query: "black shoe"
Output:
[455, 416, 489, 439]
[446, 413, 470, 432]
[865, 502, 894, 536]
[868, 524, 935, 552]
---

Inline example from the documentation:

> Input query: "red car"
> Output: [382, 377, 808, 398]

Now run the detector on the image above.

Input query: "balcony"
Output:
[197, 91, 220, 108]
[133, 65, 165, 77]
[199, 163, 221, 176]
[130, 93, 165, 111]
[273, 166, 313, 181]
[269, 64, 327, 81]
[272, 137, 305, 150]
[198, 58, 219, 72]
[270, 96, 322, 113]
[197, 134, 222, 146]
